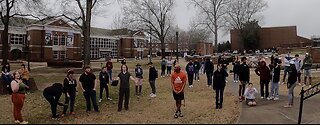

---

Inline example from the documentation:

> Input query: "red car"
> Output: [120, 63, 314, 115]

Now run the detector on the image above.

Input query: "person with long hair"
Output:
[135, 63, 143, 97]
[62, 70, 77, 116]
[11, 71, 29, 124]
[148, 62, 158, 98]
[171, 64, 187, 118]
[114, 64, 136, 112]
[232, 56, 240, 83]
[284, 61, 298, 108]
[20, 64, 30, 93]
[255, 60, 271, 100]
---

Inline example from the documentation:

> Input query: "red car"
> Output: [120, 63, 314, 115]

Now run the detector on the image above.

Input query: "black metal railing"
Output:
[298, 82, 320, 124]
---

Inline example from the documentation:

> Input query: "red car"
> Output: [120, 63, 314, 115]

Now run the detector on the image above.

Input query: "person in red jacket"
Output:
[171, 64, 187, 118]
[255, 60, 271, 100]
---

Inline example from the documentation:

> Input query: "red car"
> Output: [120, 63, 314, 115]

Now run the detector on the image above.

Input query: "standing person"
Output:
[106, 58, 113, 81]
[11, 71, 29, 124]
[99, 67, 112, 103]
[173, 58, 177, 67]
[171, 64, 187, 118]
[62, 70, 77, 116]
[121, 58, 126, 65]
[193, 59, 201, 82]
[2, 62, 12, 94]
[302, 53, 313, 88]
[79, 66, 99, 112]
[204, 58, 214, 87]
[221, 55, 229, 72]
[185, 59, 195, 88]
[238, 57, 250, 102]
[148, 62, 158, 98]
[282, 52, 293, 84]
[43, 83, 66, 120]
[255, 61, 271, 99]
[166, 57, 173, 76]
[244, 83, 259, 106]
[284, 61, 298, 108]
[269, 60, 281, 100]
[160, 58, 167, 77]
[232, 56, 241, 83]
[135, 63, 143, 97]
[20, 64, 30, 93]
[114, 64, 136, 112]
[200, 58, 205, 74]
[293, 54, 303, 86]
[212, 64, 229, 109]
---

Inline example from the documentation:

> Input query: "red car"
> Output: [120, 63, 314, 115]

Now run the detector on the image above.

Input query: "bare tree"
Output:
[120, 0, 174, 59]
[110, 12, 125, 30]
[43, 0, 111, 66]
[0, 0, 43, 65]
[225, 0, 267, 30]
[189, 0, 230, 53]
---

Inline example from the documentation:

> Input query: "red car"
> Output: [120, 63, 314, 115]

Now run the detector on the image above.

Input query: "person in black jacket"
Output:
[43, 83, 66, 120]
[99, 67, 111, 103]
[135, 63, 143, 97]
[194, 59, 201, 82]
[148, 62, 158, 98]
[270, 60, 281, 100]
[2, 62, 12, 94]
[186, 60, 195, 88]
[232, 56, 241, 83]
[204, 58, 214, 87]
[284, 61, 298, 108]
[213, 64, 229, 109]
[79, 66, 99, 112]
[238, 57, 250, 102]
[62, 70, 77, 116]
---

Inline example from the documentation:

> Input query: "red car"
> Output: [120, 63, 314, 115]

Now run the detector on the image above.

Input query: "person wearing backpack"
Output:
[135, 63, 143, 97]
[148, 62, 158, 98]
[186, 59, 195, 88]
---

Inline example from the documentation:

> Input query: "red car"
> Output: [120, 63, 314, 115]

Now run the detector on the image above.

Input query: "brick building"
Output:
[231, 26, 313, 51]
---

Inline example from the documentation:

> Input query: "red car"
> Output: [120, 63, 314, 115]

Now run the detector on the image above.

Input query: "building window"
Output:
[53, 35, 59, 45]
[10, 34, 25, 45]
[53, 51, 58, 59]
[60, 35, 66, 46]
[60, 51, 65, 59]
[53, 51, 66, 60]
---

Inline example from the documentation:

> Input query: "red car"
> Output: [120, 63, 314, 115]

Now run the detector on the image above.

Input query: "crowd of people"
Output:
[1, 51, 315, 123]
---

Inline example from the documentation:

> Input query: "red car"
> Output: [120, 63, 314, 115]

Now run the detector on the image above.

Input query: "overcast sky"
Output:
[92, 0, 320, 42]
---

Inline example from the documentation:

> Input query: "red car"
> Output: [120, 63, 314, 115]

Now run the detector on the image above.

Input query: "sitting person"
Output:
[244, 83, 259, 106]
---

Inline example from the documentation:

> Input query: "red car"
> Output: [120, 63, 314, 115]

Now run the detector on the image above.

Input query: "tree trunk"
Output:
[83, 0, 93, 67]
[160, 37, 165, 59]
[1, 17, 9, 65]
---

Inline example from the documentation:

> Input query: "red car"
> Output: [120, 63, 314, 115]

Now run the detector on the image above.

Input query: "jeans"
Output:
[107, 70, 112, 81]
[118, 88, 130, 111]
[288, 83, 296, 105]
[167, 66, 172, 75]
[234, 73, 239, 81]
[283, 66, 290, 82]
[83, 90, 99, 112]
[215, 87, 225, 108]
[63, 92, 76, 114]
[194, 70, 200, 80]
[188, 73, 194, 85]
[206, 73, 213, 86]
[260, 79, 269, 98]
[100, 84, 109, 99]
[149, 80, 156, 94]
[271, 82, 279, 97]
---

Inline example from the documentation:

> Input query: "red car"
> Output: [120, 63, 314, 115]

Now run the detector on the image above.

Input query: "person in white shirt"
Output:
[282, 52, 293, 84]
[292, 54, 303, 85]
[166, 57, 173, 76]
[244, 83, 259, 106]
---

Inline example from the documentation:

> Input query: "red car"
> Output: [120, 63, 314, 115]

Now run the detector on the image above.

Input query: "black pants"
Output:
[260, 79, 269, 98]
[239, 81, 247, 96]
[188, 73, 194, 85]
[83, 90, 99, 112]
[215, 87, 225, 108]
[297, 72, 301, 83]
[118, 88, 130, 111]
[149, 80, 156, 94]
[63, 92, 76, 114]
[99, 84, 109, 99]
[161, 66, 166, 76]
[167, 66, 172, 75]
[43, 93, 59, 118]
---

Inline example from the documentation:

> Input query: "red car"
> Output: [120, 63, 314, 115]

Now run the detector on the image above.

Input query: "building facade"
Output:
[231, 26, 313, 51]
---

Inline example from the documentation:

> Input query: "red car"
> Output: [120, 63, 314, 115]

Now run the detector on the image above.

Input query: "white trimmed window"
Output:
[53, 35, 59, 45]
[60, 35, 66, 45]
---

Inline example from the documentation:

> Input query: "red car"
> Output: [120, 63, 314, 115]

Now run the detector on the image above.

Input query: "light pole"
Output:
[27, 35, 31, 71]
[149, 27, 152, 63]
[175, 26, 179, 61]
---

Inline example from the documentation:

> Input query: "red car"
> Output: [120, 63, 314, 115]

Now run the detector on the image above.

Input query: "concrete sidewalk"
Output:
[236, 88, 320, 124]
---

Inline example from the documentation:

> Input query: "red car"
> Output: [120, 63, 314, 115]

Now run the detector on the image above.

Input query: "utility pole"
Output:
[175, 26, 179, 61]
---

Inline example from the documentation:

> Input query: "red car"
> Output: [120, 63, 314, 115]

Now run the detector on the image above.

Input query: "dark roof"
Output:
[0, 17, 58, 27]
[90, 27, 136, 37]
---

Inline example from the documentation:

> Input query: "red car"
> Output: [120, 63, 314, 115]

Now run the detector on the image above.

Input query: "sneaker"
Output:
[198, 80, 200, 82]
[149, 93, 153, 97]
[174, 113, 179, 118]
[14, 120, 20, 124]
[189, 85, 192, 88]
[309, 85, 312, 88]
[69, 112, 76, 115]
[178, 111, 184, 117]
[284, 105, 292, 108]
[107, 97, 113, 101]
[260, 96, 264, 99]
[98, 98, 102, 103]
[52, 117, 59, 120]
[273, 97, 279, 100]
[20, 121, 29, 124]
[151, 94, 156, 98]
[266, 97, 273, 100]
[298, 83, 301, 86]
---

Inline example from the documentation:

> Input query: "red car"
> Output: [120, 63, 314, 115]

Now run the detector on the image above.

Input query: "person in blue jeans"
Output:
[284, 61, 298, 108]
[204, 58, 214, 87]
[79, 66, 99, 112]
[269, 59, 281, 100]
